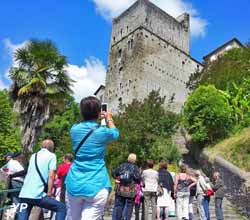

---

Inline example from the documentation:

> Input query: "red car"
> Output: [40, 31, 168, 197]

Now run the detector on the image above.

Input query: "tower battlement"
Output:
[111, 0, 190, 54]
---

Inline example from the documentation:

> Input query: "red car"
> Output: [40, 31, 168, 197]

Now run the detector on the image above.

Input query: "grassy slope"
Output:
[206, 128, 250, 172]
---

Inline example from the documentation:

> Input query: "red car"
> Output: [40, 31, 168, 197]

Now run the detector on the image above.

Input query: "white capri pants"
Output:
[66, 188, 109, 220]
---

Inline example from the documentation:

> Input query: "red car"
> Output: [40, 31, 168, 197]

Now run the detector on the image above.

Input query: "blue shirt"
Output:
[66, 121, 119, 197]
[19, 148, 57, 199]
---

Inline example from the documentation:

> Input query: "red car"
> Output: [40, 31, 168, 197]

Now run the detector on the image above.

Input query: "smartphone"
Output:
[101, 103, 108, 112]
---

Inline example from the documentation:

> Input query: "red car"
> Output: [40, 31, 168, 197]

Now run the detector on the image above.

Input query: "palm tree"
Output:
[9, 39, 73, 153]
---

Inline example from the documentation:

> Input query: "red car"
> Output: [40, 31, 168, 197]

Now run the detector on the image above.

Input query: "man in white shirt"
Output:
[6, 152, 25, 204]
[142, 159, 159, 220]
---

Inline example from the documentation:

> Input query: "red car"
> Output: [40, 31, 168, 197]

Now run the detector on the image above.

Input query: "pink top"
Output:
[135, 183, 142, 204]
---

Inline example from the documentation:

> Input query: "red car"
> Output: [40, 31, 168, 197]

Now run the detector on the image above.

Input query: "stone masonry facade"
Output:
[103, 0, 203, 112]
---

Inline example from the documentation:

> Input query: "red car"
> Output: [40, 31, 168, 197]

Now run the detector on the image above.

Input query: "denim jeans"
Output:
[112, 195, 128, 220]
[203, 196, 210, 220]
[15, 196, 66, 220]
[215, 198, 224, 220]
[135, 197, 144, 220]
[116, 195, 134, 220]
[197, 194, 206, 220]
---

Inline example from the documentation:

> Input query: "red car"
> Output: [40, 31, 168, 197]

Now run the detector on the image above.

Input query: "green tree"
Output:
[187, 47, 250, 90]
[106, 90, 180, 168]
[0, 90, 21, 165]
[226, 78, 250, 126]
[9, 39, 73, 153]
[37, 96, 81, 161]
[183, 85, 232, 145]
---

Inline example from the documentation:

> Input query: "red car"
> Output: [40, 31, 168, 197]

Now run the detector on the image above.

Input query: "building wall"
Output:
[135, 28, 200, 112]
[110, 0, 190, 54]
[105, 27, 201, 112]
[104, 0, 200, 113]
[205, 41, 242, 63]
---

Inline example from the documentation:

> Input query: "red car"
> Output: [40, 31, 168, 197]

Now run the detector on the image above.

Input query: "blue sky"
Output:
[0, 0, 249, 100]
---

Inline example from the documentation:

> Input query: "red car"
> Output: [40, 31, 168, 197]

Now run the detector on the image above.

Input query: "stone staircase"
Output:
[104, 196, 246, 220]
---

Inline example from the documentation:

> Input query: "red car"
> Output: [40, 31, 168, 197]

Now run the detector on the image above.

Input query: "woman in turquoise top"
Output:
[66, 96, 119, 220]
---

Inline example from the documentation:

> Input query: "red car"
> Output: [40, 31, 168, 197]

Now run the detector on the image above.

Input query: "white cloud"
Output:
[1, 38, 29, 88]
[3, 38, 29, 67]
[2, 39, 106, 101]
[65, 57, 106, 102]
[91, 0, 207, 37]
[0, 79, 7, 90]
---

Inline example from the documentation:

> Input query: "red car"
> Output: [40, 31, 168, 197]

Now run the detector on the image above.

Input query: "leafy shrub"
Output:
[183, 85, 232, 145]
[0, 90, 21, 166]
[151, 137, 181, 163]
[106, 90, 179, 168]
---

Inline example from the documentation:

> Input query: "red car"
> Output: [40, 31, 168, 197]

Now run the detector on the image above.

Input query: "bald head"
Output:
[41, 139, 55, 152]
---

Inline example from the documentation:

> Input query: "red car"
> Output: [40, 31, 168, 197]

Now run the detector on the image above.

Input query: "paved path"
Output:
[103, 154, 247, 220]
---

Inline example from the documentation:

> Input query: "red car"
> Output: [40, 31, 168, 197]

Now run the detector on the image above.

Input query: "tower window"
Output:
[113, 37, 116, 42]
[128, 39, 134, 50]
[118, 49, 122, 57]
[120, 29, 123, 36]
[127, 26, 129, 32]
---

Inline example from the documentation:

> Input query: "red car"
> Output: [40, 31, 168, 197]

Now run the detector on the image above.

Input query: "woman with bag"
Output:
[157, 160, 174, 220]
[112, 153, 141, 220]
[195, 171, 213, 220]
[203, 177, 214, 220]
[65, 96, 119, 220]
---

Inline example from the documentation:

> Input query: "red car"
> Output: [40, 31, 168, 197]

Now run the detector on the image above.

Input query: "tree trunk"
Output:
[14, 98, 50, 153]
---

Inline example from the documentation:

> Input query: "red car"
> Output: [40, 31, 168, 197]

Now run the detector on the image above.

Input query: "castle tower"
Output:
[103, 0, 203, 112]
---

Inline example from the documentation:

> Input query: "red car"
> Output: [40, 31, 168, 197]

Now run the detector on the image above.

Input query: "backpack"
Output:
[120, 170, 133, 185]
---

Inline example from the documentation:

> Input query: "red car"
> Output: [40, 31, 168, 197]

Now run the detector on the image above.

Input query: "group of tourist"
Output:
[1, 96, 225, 220]
[111, 156, 225, 220]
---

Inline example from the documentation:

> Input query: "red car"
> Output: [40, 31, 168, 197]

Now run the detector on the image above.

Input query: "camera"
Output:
[101, 103, 108, 112]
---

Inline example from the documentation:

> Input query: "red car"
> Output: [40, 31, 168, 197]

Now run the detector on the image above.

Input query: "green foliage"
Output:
[187, 47, 250, 90]
[183, 85, 232, 145]
[0, 90, 21, 166]
[208, 128, 250, 172]
[9, 39, 73, 153]
[151, 137, 182, 163]
[106, 90, 180, 169]
[225, 78, 250, 127]
[36, 96, 81, 162]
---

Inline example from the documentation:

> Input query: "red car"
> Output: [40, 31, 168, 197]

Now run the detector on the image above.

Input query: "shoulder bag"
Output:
[35, 153, 48, 193]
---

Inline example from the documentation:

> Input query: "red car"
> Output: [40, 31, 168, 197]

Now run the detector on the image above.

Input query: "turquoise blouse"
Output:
[66, 121, 119, 197]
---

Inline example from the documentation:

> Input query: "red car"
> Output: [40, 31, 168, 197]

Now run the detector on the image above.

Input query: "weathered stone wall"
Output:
[138, 28, 201, 112]
[111, 0, 190, 55]
[105, 25, 201, 112]
[105, 0, 201, 113]
[191, 148, 250, 218]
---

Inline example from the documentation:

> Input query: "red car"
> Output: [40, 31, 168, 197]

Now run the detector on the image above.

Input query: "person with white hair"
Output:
[112, 153, 141, 220]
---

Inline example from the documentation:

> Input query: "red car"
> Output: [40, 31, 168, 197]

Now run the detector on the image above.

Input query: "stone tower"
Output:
[103, 0, 203, 112]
